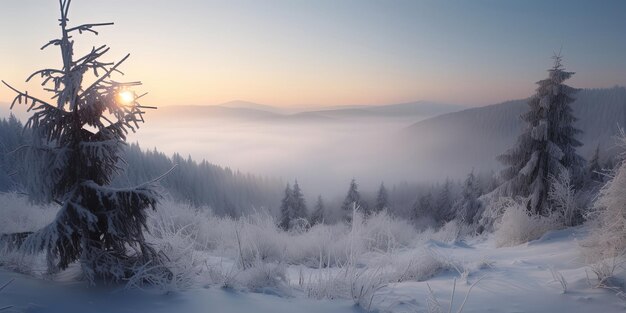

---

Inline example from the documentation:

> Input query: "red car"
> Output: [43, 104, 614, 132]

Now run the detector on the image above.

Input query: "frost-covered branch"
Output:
[67, 22, 114, 35]
[1, 80, 59, 113]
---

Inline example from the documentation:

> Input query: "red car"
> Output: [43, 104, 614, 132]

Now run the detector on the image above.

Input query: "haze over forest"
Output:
[121, 86, 626, 197]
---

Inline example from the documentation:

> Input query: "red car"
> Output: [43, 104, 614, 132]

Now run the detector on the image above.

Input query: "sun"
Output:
[118, 90, 135, 104]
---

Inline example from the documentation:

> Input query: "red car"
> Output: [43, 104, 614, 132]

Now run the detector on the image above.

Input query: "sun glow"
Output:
[118, 90, 135, 104]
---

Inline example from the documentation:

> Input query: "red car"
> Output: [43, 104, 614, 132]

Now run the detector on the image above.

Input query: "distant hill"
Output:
[148, 104, 281, 123]
[146, 100, 465, 124]
[400, 87, 626, 178]
[368, 101, 466, 117]
[220, 100, 287, 114]
[296, 101, 464, 120]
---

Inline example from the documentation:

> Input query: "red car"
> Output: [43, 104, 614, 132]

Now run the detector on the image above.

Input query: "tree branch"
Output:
[67, 22, 114, 34]
[1, 80, 62, 113]
[79, 54, 131, 99]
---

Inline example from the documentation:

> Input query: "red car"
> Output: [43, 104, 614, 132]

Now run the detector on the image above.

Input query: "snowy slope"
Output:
[0, 270, 356, 313]
[2, 227, 625, 313]
[371, 228, 626, 313]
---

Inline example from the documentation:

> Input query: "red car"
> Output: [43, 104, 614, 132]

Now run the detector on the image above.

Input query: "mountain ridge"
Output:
[399, 86, 626, 179]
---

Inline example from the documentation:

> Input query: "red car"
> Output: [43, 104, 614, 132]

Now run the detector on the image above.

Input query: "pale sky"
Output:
[1, 0, 625, 108]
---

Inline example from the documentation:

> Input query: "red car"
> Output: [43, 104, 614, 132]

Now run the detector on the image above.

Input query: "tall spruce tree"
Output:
[435, 179, 454, 222]
[412, 191, 433, 221]
[454, 170, 482, 224]
[2, 0, 163, 282]
[310, 195, 326, 225]
[586, 145, 603, 183]
[279, 180, 308, 230]
[291, 180, 308, 221]
[279, 183, 293, 230]
[374, 182, 389, 213]
[497, 55, 584, 215]
[341, 178, 362, 222]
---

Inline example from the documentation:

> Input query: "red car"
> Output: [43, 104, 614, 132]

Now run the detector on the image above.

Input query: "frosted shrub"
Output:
[206, 261, 239, 289]
[122, 202, 206, 291]
[123, 200, 431, 294]
[393, 251, 448, 282]
[362, 211, 416, 252]
[140, 215, 203, 291]
[283, 223, 348, 267]
[300, 263, 388, 309]
[150, 200, 230, 251]
[477, 195, 513, 233]
[548, 169, 581, 226]
[233, 261, 288, 294]
[282, 210, 417, 268]
[494, 198, 559, 247]
[237, 212, 286, 267]
[430, 220, 463, 244]
[348, 267, 388, 311]
[582, 134, 626, 287]
[584, 159, 626, 261]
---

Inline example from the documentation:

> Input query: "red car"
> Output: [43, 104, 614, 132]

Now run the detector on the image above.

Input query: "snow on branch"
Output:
[67, 22, 114, 35]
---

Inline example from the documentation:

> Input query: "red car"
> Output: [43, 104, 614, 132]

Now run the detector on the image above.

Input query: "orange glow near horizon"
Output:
[1, 1, 626, 110]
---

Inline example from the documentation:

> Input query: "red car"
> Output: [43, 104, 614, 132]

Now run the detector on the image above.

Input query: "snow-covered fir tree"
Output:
[454, 170, 482, 224]
[412, 191, 433, 221]
[435, 179, 455, 222]
[291, 180, 308, 221]
[341, 178, 362, 222]
[497, 55, 584, 215]
[0, 115, 27, 190]
[310, 195, 326, 225]
[374, 182, 389, 213]
[279, 184, 294, 230]
[278, 180, 308, 230]
[586, 145, 603, 183]
[3, 0, 164, 282]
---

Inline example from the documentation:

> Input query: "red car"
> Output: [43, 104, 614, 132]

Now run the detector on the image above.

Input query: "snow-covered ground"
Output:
[1, 225, 625, 313]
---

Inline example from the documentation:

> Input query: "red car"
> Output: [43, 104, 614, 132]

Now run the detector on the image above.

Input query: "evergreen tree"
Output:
[341, 178, 362, 222]
[586, 145, 603, 183]
[0, 115, 28, 190]
[435, 179, 454, 222]
[310, 195, 326, 225]
[374, 182, 389, 213]
[497, 55, 584, 215]
[412, 191, 433, 221]
[3, 1, 163, 282]
[278, 183, 293, 230]
[279, 180, 308, 230]
[291, 180, 308, 221]
[454, 170, 482, 224]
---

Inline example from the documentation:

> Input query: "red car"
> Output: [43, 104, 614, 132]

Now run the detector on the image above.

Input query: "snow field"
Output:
[1, 193, 626, 312]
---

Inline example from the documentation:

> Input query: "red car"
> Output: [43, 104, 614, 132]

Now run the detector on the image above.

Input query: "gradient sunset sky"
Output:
[1, 0, 625, 108]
